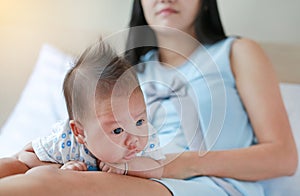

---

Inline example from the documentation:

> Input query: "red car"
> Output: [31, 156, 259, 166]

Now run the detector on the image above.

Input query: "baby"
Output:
[1, 40, 164, 179]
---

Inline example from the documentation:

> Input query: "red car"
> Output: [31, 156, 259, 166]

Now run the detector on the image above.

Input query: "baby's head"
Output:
[63, 40, 148, 163]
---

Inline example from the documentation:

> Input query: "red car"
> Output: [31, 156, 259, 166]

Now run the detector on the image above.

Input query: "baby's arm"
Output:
[17, 142, 61, 168]
[99, 157, 163, 179]
[0, 157, 29, 178]
[0, 142, 59, 178]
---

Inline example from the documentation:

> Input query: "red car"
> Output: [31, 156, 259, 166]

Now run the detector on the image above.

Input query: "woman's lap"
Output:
[153, 177, 228, 196]
[153, 176, 265, 196]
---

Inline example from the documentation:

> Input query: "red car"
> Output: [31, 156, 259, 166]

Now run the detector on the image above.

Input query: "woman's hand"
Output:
[98, 161, 127, 175]
[60, 160, 87, 171]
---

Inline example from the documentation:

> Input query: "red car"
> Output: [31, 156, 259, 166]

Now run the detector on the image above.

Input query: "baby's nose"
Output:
[125, 133, 139, 150]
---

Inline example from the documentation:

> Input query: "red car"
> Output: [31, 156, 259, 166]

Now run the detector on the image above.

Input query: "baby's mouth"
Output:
[124, 151, 137, 160]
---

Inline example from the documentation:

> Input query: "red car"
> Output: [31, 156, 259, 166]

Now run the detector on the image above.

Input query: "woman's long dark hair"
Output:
[125, 0, 226, 65]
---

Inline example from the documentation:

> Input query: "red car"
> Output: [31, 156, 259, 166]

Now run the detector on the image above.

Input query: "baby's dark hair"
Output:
[63, 39, 139, 121]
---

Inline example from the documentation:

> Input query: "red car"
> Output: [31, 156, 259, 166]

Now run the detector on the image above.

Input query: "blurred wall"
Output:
[0, 0, 132, 127]
[219, 0, 300, 45]
[0, 0, 299, 127]
[218, 0, 300, 84]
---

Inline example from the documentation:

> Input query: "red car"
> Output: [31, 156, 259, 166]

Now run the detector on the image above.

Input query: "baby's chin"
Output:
[123, 151, 139, 161]
[101, 148, 144, 163]
[102, 155, 136, 164]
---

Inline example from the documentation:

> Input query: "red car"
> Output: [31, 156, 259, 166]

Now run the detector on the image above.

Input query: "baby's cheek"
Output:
[97, 148, 123, 163]
[140, 136, 148, 149]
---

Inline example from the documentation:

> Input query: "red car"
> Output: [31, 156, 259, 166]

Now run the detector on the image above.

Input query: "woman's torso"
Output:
[137, 37, 255, 154]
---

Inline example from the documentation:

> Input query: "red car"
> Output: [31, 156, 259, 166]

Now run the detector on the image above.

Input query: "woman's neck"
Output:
[156, 32, 199, 67]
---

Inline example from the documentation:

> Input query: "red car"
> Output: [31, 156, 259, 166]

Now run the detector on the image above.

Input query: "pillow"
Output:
[260, 83, 300, 195]
[0, 44, 73, 157]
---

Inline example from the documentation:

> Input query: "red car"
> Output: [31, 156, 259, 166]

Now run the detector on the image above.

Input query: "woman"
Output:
[0, 0, 297, 195]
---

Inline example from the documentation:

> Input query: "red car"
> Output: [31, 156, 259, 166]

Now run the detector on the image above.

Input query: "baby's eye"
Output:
[136, 119, 145, 126]
[112, 128, 124, 135]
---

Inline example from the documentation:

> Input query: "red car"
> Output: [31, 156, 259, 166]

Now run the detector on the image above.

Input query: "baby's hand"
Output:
[60, 160, 87, 171]
[99, 161, 127, 175]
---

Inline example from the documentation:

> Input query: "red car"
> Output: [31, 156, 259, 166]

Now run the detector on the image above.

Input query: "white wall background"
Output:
[218, 0, 300, 45]
[0, 0, 299, 127]
[0, 0, 132, 127]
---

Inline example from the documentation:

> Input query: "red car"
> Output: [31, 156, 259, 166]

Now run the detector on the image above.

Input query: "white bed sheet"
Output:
[260, 83, 300, 196]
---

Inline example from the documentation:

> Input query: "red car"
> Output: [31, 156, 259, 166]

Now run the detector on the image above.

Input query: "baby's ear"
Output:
[69, 120, 86, 144]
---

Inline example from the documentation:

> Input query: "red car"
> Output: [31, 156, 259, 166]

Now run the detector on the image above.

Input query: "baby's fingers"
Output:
[107, 168, 124, 175]
[98, 161, 105, 170]
[100, 164, 111, 172]
[61, 161, 87, 171]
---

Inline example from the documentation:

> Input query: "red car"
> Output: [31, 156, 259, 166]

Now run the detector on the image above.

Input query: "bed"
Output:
[0, 43, 299, 195]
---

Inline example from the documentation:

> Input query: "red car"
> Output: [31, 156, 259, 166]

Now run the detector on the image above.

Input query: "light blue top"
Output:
[137, 37, 264, 195]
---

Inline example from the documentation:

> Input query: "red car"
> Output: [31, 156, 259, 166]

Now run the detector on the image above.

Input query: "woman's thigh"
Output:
[154, 177, 228, 196]
[0, 166, 172, 196]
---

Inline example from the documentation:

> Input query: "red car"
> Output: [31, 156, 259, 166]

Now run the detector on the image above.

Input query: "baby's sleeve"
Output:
[31, 120, 68, 164]
[32, 134, 60, 163]
[139, 133, 165, 161]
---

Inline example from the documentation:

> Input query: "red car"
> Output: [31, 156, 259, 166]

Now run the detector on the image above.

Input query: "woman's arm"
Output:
[127, 157, 163, 179]
[162, 38, 298, 181]
[100, 157, 163, 179]
[0, 166, 171, 195]
[0, 143, 60, 178]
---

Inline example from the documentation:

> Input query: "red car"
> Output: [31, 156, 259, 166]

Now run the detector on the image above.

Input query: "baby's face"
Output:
[83, 90, 148, 164]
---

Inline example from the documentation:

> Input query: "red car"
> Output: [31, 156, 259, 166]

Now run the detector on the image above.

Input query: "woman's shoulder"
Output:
[231, 37, 264, 56]
[230, 37, 272, 80]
